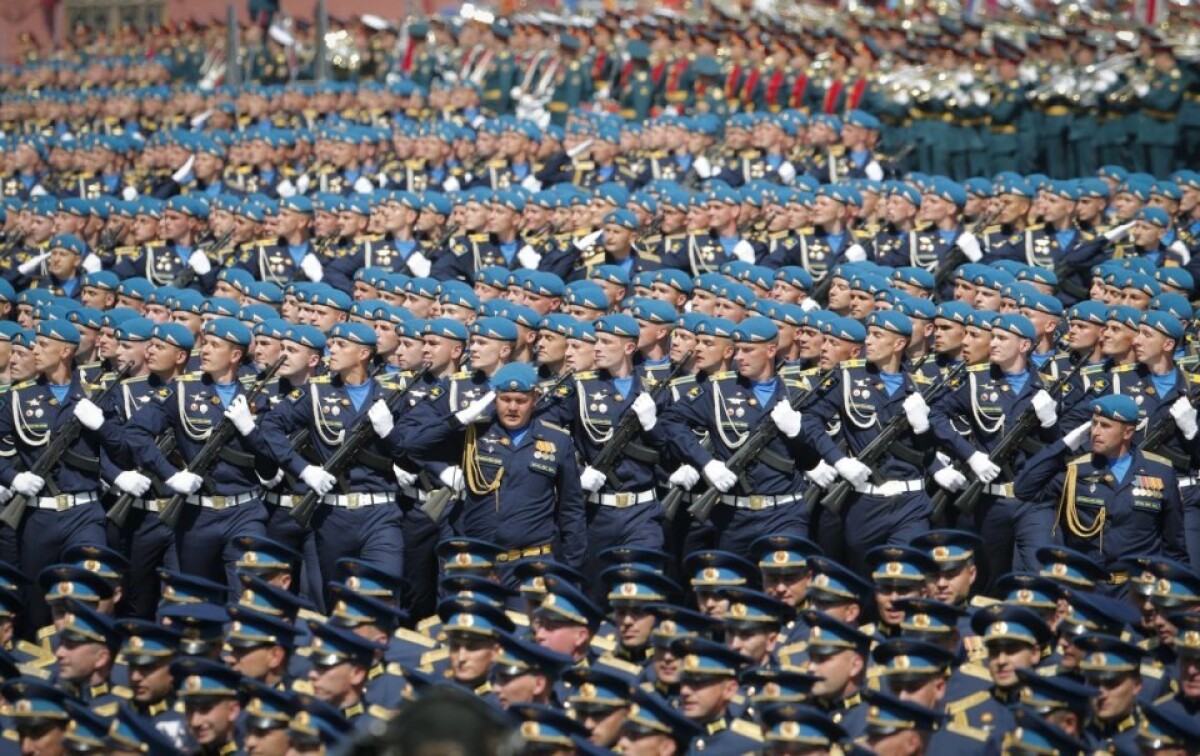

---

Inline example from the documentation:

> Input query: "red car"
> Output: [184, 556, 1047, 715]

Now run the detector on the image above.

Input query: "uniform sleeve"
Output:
[556, 442, 586, 570]
[0, 394, 18, 487]
[126, 397, 179, 481]
[1012, 439, 1070, 502]
[257, 393, 313, 478]
[929, 383, 984, 462]
[1161, 468, 1188, 562]
[660, 385, 717, 468]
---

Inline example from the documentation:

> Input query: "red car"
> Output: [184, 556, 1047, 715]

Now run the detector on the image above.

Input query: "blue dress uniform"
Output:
[255, 324, 405, 603]
[929, 337, 1062, 583]
[1016, 397, 1188, 590]
[0, 321, 107, 632]
[661, 319, 835, 562]
[406, 363, 586, 589]
[52, 599, 131, 710]
[805, 315, 936, 573]
[111, 197, 216, 292]
[122, 320, 268, 593]
[799, 611, 871, 738]
[539, 314, 669, 590]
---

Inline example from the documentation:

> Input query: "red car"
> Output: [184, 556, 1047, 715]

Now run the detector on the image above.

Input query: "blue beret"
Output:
[603, 209, 638, 229]
[1155, 267, 1194, 294]
[927, 177, 967, 207]
[594, 313, 640, 339]
[1151, 293, 1193, 321]
[868, 310, 913, 337]
[994, 313, 1036, 340]
[68, 306, 105, 330]
[775, 266, 814, 290]
[1020, 291, 1064, 317]
[151, 323, 195, 350]
[631, 297, 677, 325]
[470, 316, 518, 342]
[491, 363, 538, 393]
[732, 318, 778, 343]
[695, 317, 737, 338]
[114, 317, 154, 342]
[1141, 311, 1184, 341]
[823, 316, 867, 343]
[423, 317, 469, 341]
[279, 196, 313, 214]
[1067, 301, 1108, 325]
[202, 317, 252, 348]
[328, 321, 377, 347]
[1092, 394, 1140, 423]
[49, 233, 87, 256]
[1106, 305, 1141, 330]
[34, 319, 81, 345]
[1135, 207, 1170, 228]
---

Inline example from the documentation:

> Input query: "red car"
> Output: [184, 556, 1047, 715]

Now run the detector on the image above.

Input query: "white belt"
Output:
[132, 498, 170, 513]
[320, 492, 394, 508]
[399, 485, 429, 502]
[587, 490, 656, 508]
[263, 492, 302, 509]
[851, 479, 924, 497]
[719, 492, 801, 510]
[986, 482, 1016, 497]
[185, 492, 258, 510]
[33, 492, 98, 510]
[1180, 477, 1197, 489]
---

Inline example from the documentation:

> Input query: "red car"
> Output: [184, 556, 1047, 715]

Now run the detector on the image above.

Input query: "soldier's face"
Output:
[594, 333, 634, 372]
[116, 339, 149, 372]
[1067, 321, 1103, 352]
[565, 340, 595, 372]
[985, 640, 1040, 688]
[725, 626, 776, 665]
[16, 722, 66, 756]
[613, 605, 656, 649]
[926, 563, 975, 605]
[1180, 655, 1200, 699]
[491, 669, 542, 709]
[32, 336, 71, 374]
[961, 327, 991, 366]
[1101, 323, 1135, 358]
[128, 659, 175, 704]
[734, 341, 777, 382]
[679, 676, 736, 720]
[827, 279, 851, 313]
[1089, 415, 1135, 458]
[186, 698, 241, 746]
[889, 672, 946, 710]
[807, 648, 862, 699]
[469, 336, 510, 373]
[146, 340, 187, 375]
[243, 722, 289, 756]
[422, 335, 462, 372]
[988, 330, 1027, 369]
[536, 332, 568, 365]
[616, 729, 673, 756]
[1132, 325, 1173, 365]
[1088, 672, 1141, 722]
[1131, 221, 1164, 249]
[307, 660, 365, 704]
[495, 391, 534, 429]
[54, 637, 107, 683]
[47, 247, 80, 279]
[762, 569, 810, 608]
[199, 336, 241, 376]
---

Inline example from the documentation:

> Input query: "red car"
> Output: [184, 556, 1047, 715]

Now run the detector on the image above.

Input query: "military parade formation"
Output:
[1, 2, 1200, 754]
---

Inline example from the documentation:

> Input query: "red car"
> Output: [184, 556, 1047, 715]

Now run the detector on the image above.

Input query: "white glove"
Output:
[165, 470, 203, 495]
[442, 176, 461, 192]
[81, 253, 103, 274]
[1031, 390, 1057, 428]
[864, 161, 884, 181]
[799, 297, 819, 312]
[580, 466, 606, 492]
[805, 460, 837, 488]
[11, 472, 44, 497]
[353, 176, 375, 194]
[222, 395, 255, 437]
[770, 401, 802, 438]
[257, 468, 284, 488]
[300, 254, 323, 282]
[1170, 397, 1198, 440]
[406, 251, 432, 278]
[171, 154, 196, 184]
[1064, 421, 1092, 452]
[1169, 240, 1192, 265]
[668, 465, 700, 490]
[0, 487, 11, 504]
[732, 240, 756, 263]
[1104, 221, 1135, 242]
[702, 460, 738, 493]
[455, 391, 496, 425]
[114, 471, 152, 496]
[190, 110, 213, 128]
[393, 466, 418, 487]
[29, 185, 47, 197]
[367, 399, 394, 438]
[631, 393, 657, 431]
[1134, 82, 1150, 98]
[844, 243, 867, 262]
[693, 155, 713, 179]
[777, 162, 797, 184]
[439, 466, 464, 493]
[187, 250, 212, 275]
[933, 466, 968, 492]
[121, 186, 139, 201]
[971, 89, 990, 108]
[517, 245, 542, 270]
[567, 139, 594, 159]
[296, 174, 311, 194]
[966, 452, 1001, 484]
[1019, 65, 1037, 84]
[955, 232, 983, 262]
[277, 178, 297, 198]
[299, 465, 336, 496]
[17, 252, 50, 276]
[834, 457, 871, 486]
[521, 175, 543, 193]
[73, 398, 106, 430]
[903, 393, 930, 434]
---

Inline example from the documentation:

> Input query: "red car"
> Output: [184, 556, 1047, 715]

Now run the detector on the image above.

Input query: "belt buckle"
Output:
[56, 494, 70, 511]
[346, 493, 360, 509]
[212, 496, 227, 510]
[615, 492, 632, 508]
[749, 495, 765, 510]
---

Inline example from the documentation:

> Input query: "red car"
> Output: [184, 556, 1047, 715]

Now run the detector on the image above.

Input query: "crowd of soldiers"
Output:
[0, 4, 1199, 756]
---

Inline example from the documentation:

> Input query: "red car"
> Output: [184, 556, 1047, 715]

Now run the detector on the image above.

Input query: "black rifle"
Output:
[290, 367, 429, 529]
[170, 227, 235, 289]
[820, 361, 968, 516]
[588, 358, 690, 489]
[0, 365, 133, 530]
[1130, 373, 1200, 461]
[432, 223, 461, 251]
[157, 357, 285, 528]
[687, 370, 837, 525]
[945, 354, 1086, 519]
[106, 429, 176, 528]
[930, 208, 1000, 293]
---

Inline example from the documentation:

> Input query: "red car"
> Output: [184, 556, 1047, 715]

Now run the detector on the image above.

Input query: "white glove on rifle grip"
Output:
[933, 466, 968, 492]
[805, 461, 837, 488]
[668, 465, 700, 490]
[631, 393, 657, 431]
[188, 251, 213, 275]
[702, 460, 738, 492]
[73, 398, 105, 431]
[300, 254, 323, 282]
[368, 399, 394, 438]
[902, 393, 930, 434]
[833, 457, 871, 486]
[1031, 390, 1057, 429]
[580, 466, 606, 492]
[166, 470, 203, 495]
[770, 402, 802, 438]
[1170, 397, 1198, 440]
[966, 452, 1001, 484]
[114, 471, 152, 496]
[955, 232, 983, 262]
[11, 472, 44, 497]
[223, 395, 256, 437]
[299, 465, 336, 496]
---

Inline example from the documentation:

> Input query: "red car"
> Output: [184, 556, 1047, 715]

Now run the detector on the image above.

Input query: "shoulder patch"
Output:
[1141, 451, 1172, 466]
[945, 689, 992, 714]
[394, 627, 438, 648]
[945, 722, 990, 742]
[1068, 453, 1091, 466]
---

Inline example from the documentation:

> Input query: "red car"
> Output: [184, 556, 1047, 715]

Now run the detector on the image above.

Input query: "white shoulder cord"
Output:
[843, 372, 878, 430]
[969, 371, 1005, 435]
[177, 383, 212, 442]
[713, 380, 748, 449]
[13, 392, 49, 448]
[312, 385, 347, 446]
[577, 379, 614, 444]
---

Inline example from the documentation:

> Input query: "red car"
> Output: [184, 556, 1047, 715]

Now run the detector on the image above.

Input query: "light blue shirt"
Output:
[48, 383, 70, 404]
[344, 379, 373, 412]
[213, 381, 238, 407]
[751, 378, 778, 407]
[879, 371, 904, 396]
[1109, 453, 1133, 485]
[1005, 371, 1030, 396]
[1149, 371, 1177, 398]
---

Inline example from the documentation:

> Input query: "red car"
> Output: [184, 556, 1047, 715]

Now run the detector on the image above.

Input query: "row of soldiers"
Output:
[5, 7, 1200, 178]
